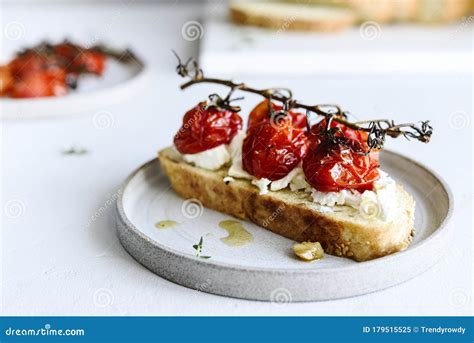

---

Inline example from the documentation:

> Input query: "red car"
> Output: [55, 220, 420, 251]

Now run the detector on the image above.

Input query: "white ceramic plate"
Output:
[0, 58, 148, 119]
[116, 151, 452, 301]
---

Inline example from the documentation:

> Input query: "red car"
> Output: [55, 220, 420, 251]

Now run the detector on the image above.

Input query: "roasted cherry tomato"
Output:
[71, 50, 106, 75]
[7, 50, 68, 98]
[242, 118, 308, 181]
[303, 120, 379, 192]
[307, 118, 369, 150]
[174, 102, 243, 154]
[4, 42, 108, 99]
[248, 100, 307, 131]
[0, 65, 13, 95]
[55, 44, 106, 75]
[8, 52, 64, 79]
[10, 69, 67, 98]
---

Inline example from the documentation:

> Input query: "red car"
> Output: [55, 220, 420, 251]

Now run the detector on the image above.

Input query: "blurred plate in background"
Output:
[0, 57, 148, 119]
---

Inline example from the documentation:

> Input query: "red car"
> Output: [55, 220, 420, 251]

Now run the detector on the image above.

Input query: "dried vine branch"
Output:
[174, 53, 433, 151]
[90, 44, 142, 65]
[19, 40, 143, 66]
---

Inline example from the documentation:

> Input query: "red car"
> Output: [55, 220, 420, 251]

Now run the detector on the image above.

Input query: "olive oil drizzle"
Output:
[219, 220, 253, 247]
[155, 220, 178, 229]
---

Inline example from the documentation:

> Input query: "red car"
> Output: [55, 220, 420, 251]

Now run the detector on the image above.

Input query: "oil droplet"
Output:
[219, 220, 253, 247]
[155, 220, 178, 229]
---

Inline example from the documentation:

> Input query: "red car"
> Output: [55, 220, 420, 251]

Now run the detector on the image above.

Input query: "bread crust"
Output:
[158, 147, 415, 262]
[229, 2, 356, 32]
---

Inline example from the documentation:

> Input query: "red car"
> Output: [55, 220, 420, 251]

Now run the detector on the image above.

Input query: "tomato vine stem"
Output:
[174, 53, 433, 150]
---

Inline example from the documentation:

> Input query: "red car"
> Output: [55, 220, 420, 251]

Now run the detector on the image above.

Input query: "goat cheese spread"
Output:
[178, 144, 230, 171]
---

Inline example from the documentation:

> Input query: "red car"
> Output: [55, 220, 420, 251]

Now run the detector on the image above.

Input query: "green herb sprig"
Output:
[193, 236, 211, 259]
[61, 146, 88, 155]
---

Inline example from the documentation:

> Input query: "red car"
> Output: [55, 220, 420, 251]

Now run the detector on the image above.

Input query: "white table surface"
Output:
[1, 1, 473, 316]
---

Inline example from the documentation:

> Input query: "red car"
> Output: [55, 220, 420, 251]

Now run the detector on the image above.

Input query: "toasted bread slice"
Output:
[158, 147, 415, 262]
[229, 1, 356, 32]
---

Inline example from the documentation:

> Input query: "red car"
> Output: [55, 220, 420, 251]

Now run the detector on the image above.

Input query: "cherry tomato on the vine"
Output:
[174, 102, 243, 154]
[248, 100, 307, 131]
[303, 119, 380, 192]
[242, 117, 308, 181]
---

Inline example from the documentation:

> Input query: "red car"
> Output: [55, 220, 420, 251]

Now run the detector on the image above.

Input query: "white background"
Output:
[1, 1, 473, 315]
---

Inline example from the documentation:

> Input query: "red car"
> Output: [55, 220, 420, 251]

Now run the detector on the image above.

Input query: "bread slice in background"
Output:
[230, 0, 472, 31]
[309, 0, 399, 23]
[158, 147, 416, 262]
[299, 0, 472, 23]
[229, 0, 356, 32]
[416, 0, 472, 23]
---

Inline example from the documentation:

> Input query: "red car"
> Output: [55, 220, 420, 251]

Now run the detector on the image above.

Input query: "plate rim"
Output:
[116, 149, 454, 275]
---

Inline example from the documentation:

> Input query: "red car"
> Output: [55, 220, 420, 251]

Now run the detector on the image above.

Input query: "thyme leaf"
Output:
[62, 146, 88, 155]
[193, 236, 211, 259]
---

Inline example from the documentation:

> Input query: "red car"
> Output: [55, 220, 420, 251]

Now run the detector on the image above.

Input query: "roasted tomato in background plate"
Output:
[10, 69, 68, 98]
[7, 49, 69, 98]
[248, 100, 307, 131]
[8, 51, 65, 79]
[70, 50, 106, 75]
[0, 66, 13, 95]
[174, 102, 243, 154]
[242, 117, 308, 181]
[303, 120, 380, 192]
[54, 43, 106, 75]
